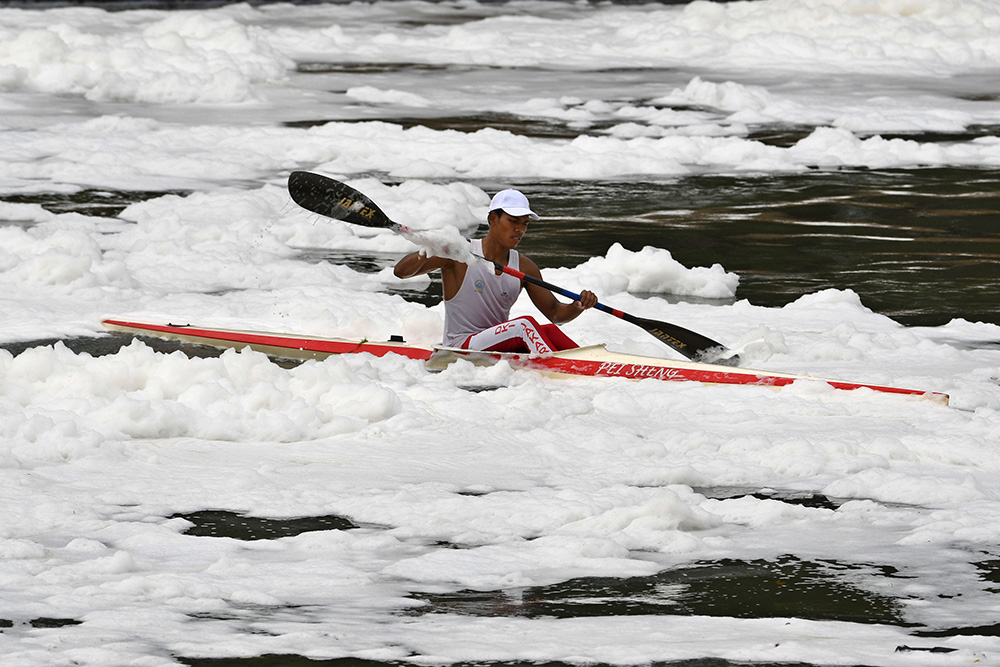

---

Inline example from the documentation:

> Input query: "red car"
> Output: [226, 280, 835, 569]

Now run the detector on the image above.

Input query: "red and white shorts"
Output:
[461, 316, 578, 355]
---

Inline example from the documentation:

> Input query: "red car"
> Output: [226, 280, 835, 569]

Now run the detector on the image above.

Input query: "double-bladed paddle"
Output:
[287, 170, 737, 365]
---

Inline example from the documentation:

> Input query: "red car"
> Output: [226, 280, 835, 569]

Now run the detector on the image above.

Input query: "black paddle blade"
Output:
[623, 312, 739, 366]
[288, 171, 395, 229]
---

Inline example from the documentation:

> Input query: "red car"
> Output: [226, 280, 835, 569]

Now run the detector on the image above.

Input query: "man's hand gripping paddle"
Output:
[287, 170, 738, 365]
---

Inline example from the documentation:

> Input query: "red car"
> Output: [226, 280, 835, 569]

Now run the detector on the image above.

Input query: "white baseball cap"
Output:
[489, 189, 539, 220]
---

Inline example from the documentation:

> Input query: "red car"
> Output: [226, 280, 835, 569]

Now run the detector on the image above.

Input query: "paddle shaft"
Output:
[480, 257, 616, 315]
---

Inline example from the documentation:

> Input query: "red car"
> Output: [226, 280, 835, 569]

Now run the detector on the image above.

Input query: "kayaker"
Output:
[393, 188, 598, 353]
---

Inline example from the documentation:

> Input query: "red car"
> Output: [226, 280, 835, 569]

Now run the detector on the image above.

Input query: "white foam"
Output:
[1, 1, 999, 665]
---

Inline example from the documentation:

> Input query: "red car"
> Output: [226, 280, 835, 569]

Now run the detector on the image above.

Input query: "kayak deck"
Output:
[102, 319, 948, 403]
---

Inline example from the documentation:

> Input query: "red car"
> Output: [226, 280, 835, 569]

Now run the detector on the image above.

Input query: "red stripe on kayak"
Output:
[516, 355, 946, 400]
[102, 320, 434, 360]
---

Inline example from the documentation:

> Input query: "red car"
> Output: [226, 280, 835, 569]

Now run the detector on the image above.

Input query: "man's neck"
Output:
[480, 235, 512, 266]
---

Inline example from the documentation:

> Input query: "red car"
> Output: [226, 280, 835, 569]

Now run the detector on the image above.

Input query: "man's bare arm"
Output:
[393, 252, 454, 279]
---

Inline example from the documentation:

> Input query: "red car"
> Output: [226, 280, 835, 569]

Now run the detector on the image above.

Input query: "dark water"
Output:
[408, 555, 909, 625]
[322, 168, 1000, 333]
[1, 480, 984, 665]
[521, 168, 1000, 329]
[159, 502, 977, 667]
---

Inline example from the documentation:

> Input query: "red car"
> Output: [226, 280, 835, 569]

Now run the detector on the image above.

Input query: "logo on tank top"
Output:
[474, 279, 485, 292]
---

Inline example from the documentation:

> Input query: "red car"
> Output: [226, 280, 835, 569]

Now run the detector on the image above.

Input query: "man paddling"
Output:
[393, 189, 598, 354]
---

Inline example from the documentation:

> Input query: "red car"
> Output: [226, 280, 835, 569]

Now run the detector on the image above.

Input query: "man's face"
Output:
[491, 210, 531, 247]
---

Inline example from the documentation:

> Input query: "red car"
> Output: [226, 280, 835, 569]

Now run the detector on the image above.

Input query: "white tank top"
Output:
[442, 239, 521, 347]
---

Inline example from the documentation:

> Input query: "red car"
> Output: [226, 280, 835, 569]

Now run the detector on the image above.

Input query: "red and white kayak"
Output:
[102, 319, 948, 403]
